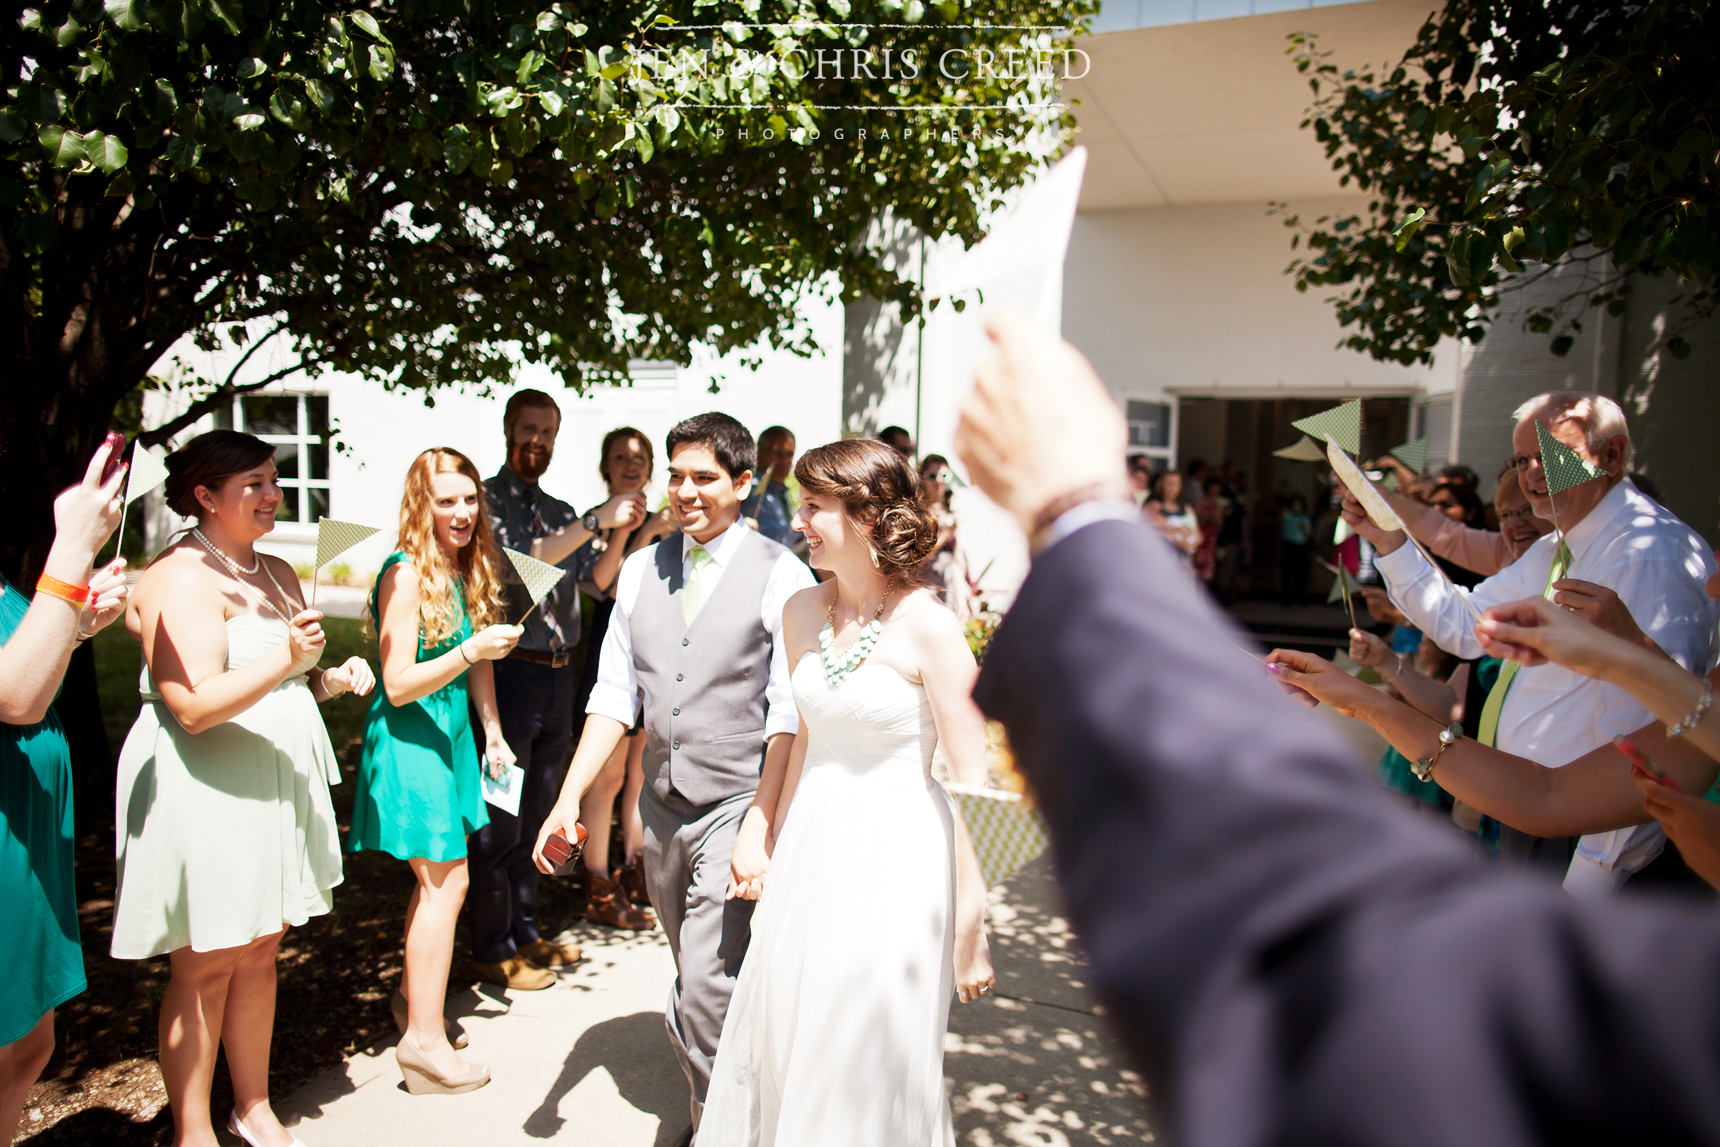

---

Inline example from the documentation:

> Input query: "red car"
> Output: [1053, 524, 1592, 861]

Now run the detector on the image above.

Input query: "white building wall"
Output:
[1061, 198, 1459, 408]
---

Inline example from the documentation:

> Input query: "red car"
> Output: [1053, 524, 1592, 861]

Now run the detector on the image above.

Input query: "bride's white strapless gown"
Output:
[700, 652, 958, 1147]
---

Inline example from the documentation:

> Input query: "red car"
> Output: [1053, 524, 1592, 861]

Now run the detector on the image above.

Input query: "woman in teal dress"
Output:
[351, 447, 520, 1096]
[0, 440, 129, 1145]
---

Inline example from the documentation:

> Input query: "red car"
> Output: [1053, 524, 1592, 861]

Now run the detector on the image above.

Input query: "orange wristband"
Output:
[35, 573, 90, 605]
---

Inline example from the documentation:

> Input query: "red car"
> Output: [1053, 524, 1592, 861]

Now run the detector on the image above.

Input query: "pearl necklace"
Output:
[819, 590, 890, 688]
[192, 528, 293, 624]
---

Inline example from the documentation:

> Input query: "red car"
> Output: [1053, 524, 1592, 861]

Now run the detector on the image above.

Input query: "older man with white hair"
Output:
[1343, 391, 1720, 896]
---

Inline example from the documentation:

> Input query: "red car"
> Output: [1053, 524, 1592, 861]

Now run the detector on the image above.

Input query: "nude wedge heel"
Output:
[395, 1038, 491, 1096]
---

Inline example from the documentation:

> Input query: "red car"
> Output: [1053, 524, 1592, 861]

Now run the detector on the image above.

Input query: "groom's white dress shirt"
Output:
[586, 519, 817, 743]
[1376, 478, 1720, 894]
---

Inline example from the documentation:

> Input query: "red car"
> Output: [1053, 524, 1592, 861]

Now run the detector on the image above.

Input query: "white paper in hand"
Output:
[481, 759, 525, 816]
[1326, 439, 1406, 532]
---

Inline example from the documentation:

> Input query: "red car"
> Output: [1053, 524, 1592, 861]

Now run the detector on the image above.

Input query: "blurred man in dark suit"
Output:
[952, 313, 1720, 1146]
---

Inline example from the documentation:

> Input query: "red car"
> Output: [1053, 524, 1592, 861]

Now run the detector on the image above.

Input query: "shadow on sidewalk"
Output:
[524, 1010, 690, 1146]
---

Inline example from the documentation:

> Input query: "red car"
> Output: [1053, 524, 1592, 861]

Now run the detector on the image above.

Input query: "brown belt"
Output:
[507, 648, 572, 669]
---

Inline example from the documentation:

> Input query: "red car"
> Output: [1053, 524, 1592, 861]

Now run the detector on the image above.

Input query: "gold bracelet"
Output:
[1409, 722, 1463, 783]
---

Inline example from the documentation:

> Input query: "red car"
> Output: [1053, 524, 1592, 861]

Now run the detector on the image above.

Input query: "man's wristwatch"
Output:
[1409, 722, 1463, 783]
[581, 512, 601, 532]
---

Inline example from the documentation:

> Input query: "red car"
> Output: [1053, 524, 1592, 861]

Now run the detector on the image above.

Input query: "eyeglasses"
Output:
[1505, 454, 1542, 472]
[1498, 505, 1538, 524]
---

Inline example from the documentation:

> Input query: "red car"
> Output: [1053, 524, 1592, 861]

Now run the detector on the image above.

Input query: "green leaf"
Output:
[368, 44, 394, 81]
[306, 79, 337, 114]
[1392, 205, 1426, 251]
[39, 125, 86, 168]
[206, 0, 243, 35]
[102, 0, 144, 31]
[234, 112, 265, 130]
[348, 11, 382, 39]
[83, 130, 129, 173]
[164, 134, 201, 169]
[0, 110, 25, 143]
[18, 211, 58, 253]
[599, 60, 629, 80]
[1549, 335, 1574, 357]
[537, 89, 563, 117]
[237, 58, 267, 79]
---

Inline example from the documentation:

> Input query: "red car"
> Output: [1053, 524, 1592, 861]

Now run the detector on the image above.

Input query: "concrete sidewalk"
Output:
[277, 856, 1152, 1145]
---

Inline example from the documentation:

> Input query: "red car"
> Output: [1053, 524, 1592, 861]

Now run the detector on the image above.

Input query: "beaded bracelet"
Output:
[1669, 678, 1713, 739]
[35, 573, 89, 605]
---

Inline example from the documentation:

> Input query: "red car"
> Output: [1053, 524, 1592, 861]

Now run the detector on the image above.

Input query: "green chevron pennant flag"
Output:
[1535, 421, 1607, 497]
[1390, 436, 1431, 475]
[943, 782, 1048, 887]
[503, 547, 568, 624]
[1272, 436, 1327, 462]
[315, 519, 380, 569]
[1320, 557, 1362, 606]
[112, 446, 171, 558]
[308, 519, 380, 609]
[1291, 399, 1362, 456]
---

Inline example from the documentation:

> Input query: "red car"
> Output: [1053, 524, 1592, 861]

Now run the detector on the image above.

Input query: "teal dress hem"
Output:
[0, 579, 85, 1045]
[349, 554, 488, 863]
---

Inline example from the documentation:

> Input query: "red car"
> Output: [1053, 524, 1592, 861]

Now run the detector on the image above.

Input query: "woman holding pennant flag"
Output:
[350, 447, 520, 1096]
[0, 437, 128, 1147]
[111, 430, 375, 1147]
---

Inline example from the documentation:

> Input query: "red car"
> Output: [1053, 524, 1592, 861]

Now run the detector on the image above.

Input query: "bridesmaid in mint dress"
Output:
[350, 447, 521, 1096]
[112, 430, 374, 1147]
[0, 440, 128, 1146]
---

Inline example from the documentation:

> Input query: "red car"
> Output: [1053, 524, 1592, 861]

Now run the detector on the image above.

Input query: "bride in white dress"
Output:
[701, 438, 996, 1147]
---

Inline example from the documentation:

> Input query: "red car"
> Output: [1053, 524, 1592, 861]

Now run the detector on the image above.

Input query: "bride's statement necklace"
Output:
[193, 527, 293, 624]
[820, 589, 890, 688]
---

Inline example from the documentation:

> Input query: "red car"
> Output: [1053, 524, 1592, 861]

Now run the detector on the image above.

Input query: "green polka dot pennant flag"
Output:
[314, 519, 381, 570]
[1290, 399, 1362, 457]
[1272, 436, 1327, 462]
[1535, 421, 1607, 497]
[1389, 436, 1431, 476]
[503, 546, 568, 622]
[944, 783, 1049, 887]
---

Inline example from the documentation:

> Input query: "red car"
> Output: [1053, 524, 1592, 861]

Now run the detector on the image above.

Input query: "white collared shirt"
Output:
[586, 519, 817, 741]
[1376, 478, 1720, 887]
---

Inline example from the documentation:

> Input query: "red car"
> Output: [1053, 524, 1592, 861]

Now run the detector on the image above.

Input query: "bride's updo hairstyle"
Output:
[794, 438, 941, 580]
[164, 430, 277, 519]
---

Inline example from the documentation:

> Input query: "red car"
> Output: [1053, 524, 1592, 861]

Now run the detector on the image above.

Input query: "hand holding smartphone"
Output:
[99, 432, 128, 485]
[1615, 735, 1686, 794]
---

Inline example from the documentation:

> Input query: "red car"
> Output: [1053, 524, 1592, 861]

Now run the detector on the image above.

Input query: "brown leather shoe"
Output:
[584, 870, 655, 931]
[519, 937, 584, 968]
[618, 859, 651, 908]
[470, 957, 556, 991]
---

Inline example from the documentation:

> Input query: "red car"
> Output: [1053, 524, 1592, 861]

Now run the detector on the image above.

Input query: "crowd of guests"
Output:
[0, 397, 985, 1141]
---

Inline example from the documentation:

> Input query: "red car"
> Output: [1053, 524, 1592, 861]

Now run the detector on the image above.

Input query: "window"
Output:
[1125, 399, 1175, 467]
[213, 394, 331, 523]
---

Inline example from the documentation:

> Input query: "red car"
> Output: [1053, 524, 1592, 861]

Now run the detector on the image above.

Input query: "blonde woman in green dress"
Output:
[114, 431, 374, 1147]
[350, 447, 520, 1095]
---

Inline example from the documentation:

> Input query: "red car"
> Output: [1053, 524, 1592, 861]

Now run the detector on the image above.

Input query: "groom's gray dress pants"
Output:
[641, 785, 756, 1127]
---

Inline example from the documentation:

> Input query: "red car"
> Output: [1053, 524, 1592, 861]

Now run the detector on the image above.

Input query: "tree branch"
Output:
[139, 358, 324, 449]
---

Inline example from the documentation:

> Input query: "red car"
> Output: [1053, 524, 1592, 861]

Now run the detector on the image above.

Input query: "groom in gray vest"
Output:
[536, 413, 814, 1136]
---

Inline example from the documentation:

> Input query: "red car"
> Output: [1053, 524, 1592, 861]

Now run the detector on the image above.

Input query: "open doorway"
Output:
[1174, 395, 1412, 602]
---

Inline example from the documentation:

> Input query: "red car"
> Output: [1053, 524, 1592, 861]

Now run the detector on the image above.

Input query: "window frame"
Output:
[214, 392, 332, 525]
[1123, 395, 1177, 469]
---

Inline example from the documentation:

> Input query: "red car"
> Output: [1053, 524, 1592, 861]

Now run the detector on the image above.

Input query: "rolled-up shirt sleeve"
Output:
[586, 548, 648, 725]
[1376, 537, 1543, 660]
[762, 552, 818, 740]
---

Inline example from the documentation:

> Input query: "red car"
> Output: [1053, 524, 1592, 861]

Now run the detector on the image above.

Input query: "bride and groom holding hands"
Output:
[531, 413, 997, 1145]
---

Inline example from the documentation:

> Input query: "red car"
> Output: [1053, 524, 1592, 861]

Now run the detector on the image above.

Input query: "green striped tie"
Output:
[1476, 537, 1573, 746]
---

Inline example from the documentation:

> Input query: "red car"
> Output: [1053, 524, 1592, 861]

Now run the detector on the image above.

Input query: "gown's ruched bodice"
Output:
[112, 615, 343, 958]
[701, 652, 957, 1147]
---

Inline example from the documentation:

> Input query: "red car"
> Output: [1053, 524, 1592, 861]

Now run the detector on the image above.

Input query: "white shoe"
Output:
[229, 1108, 307, 1147]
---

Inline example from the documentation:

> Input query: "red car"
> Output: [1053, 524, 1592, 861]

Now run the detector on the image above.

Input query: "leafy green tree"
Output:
[2, 0, 1092, 582]
[1275, 0, 1716, 366]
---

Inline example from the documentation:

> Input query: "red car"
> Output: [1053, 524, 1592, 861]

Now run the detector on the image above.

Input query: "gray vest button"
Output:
[672, 707, 681, 716]
[672, 741, 681, 750]
[676, 673, 685, 681]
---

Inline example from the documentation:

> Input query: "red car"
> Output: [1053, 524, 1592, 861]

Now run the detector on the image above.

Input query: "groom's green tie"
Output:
[1476, 537, 1573, 746]
[682, 544, 714, 624]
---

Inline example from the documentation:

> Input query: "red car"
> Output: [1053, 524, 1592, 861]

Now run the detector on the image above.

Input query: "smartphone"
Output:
[1615, 735, 1686, 793]
[99, 431, 128, 484]
[542, 823, 589, 877]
